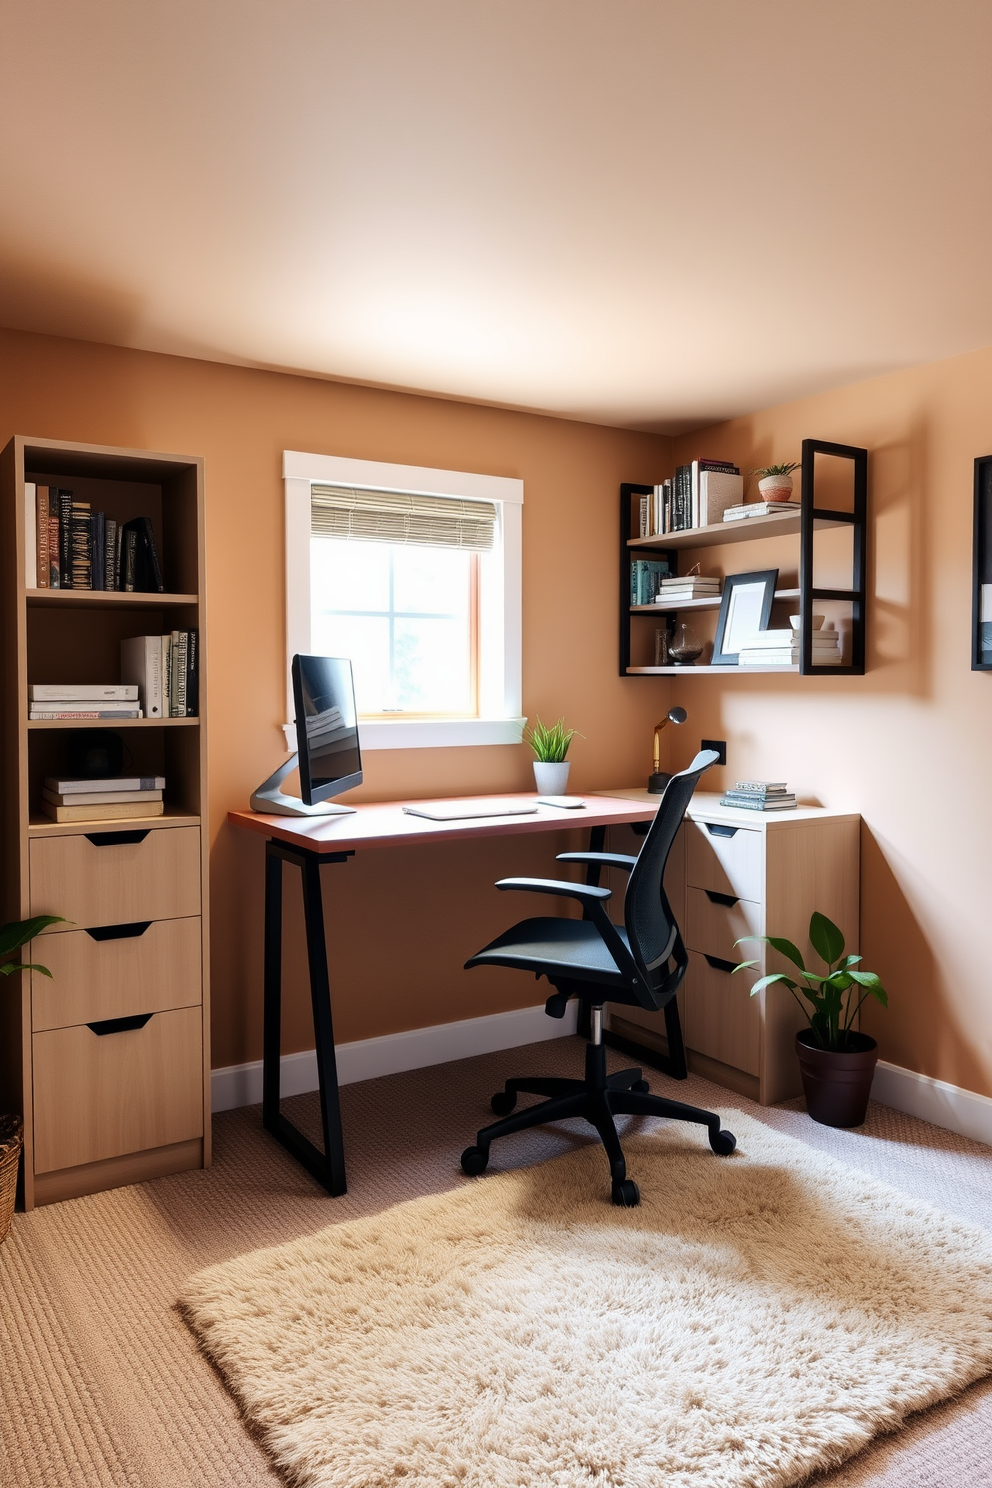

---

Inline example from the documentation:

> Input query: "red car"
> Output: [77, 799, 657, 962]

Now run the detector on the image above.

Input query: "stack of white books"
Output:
[737, 629, 842, 666]
[41, 774, 165, 823]
[723, 501, 801, 522]
[28, 683, 142, 720]
[653, 576, 722, 603]
[719, 781, 798, 811]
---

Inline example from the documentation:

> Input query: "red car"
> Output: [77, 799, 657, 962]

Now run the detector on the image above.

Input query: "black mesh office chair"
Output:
[460, 749, 736, 1206]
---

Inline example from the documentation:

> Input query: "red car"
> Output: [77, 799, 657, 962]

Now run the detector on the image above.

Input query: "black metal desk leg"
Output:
[261, 838, 352, 1197]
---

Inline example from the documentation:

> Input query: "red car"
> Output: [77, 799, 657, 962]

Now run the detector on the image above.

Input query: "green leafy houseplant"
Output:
[524, 717, 582, 763]
[752, 461, 800, 478]
[1, 916, 65, 978]
[733, 910, 887, 1052]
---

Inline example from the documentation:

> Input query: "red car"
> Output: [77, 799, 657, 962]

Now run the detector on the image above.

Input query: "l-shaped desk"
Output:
[228, 793, 662, 1196]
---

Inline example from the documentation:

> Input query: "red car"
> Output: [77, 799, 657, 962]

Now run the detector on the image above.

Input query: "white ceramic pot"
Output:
[758, 474, 794, 501]
[533, 760, 570, 795]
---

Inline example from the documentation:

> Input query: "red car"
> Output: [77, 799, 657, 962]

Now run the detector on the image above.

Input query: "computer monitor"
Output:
[249, 654, 361, 817]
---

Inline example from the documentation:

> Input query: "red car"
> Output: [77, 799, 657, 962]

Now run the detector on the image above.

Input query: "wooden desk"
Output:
[229, 793, 658, 1196]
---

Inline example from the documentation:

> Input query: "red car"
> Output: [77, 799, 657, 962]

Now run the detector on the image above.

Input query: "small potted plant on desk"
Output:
[1, 916, 64, 1242]
[734, 911, 887, 1128]
[525, 717, 581, 796]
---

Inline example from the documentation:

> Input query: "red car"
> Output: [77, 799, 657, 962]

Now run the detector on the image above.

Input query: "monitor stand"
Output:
[249, 753, 357, 818]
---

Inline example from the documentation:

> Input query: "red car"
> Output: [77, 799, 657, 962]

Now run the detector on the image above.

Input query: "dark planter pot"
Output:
[795, 1029, 878, 1128]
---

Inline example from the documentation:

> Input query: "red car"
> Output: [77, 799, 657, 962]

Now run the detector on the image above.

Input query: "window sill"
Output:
[281, 717, 527, 752]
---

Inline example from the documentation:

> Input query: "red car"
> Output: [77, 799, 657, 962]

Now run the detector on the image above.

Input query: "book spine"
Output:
[30, 710, 143, 719]
[690, 461, 699, 529]
[142, 517, 165, 592]
[58, 489, 73, 587]
[171, 630, 187, 717]
[185, 628, 199, 716]
[71, 502, 92, 589]
[35, 484, 49, 588]
[638, 496, 648, 538]
[47, 491, 60, 587]
[115, 525, 123, 588]
[25, 482, 37, 588]
[104, 519, 117, 590]
[123, 528, 138, 591]
[162, 634, 172, 715]
[91, 513, 105, 590]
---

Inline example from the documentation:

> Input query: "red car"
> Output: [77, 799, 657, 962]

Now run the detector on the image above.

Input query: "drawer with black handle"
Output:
[31, 917, 202, 1030]
[29, 826, 201, 931]
[682, 951, 761, 1076]
[685, 819, 763, 902]
[685, 887, 762, 965]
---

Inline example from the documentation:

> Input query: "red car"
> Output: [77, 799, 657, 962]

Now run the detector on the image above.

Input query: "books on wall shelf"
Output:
[637, 460, 744, 538]
[28, 684, 142, 720]
[653, 574, 721, 603]
[24, 483, 164, 592]
[723, 500, 801, 522]
[719, 781, 798, 812]
[121, 631, 199, 717]
[40, 774, 166, 824]
[736, 629, 842, 667]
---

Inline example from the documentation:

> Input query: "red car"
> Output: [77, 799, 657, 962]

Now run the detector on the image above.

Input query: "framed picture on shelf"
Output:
[712, 569, 779, 665]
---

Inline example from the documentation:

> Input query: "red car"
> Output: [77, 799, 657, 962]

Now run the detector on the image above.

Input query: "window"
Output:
[283, 451, 523, 750]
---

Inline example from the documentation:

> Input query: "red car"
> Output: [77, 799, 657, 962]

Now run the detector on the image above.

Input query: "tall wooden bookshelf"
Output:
[0, 437, 209, 1208]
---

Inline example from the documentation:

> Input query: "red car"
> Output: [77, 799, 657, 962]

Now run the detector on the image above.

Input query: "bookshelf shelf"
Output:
[27, 716, 200, 729]
[1, 433, 210, 1210]
[630, 588, 799, 616]
[26, 589, 199, 610]
[620, 442, 867, 677]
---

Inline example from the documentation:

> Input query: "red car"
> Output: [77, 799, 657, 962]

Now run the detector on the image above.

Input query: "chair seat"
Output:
[466, 915, 641, 997]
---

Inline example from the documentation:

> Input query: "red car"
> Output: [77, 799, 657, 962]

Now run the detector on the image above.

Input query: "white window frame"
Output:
[283, 450, 524, 750]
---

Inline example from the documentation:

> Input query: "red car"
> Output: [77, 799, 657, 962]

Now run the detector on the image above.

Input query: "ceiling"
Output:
[4, 1, 992, 433]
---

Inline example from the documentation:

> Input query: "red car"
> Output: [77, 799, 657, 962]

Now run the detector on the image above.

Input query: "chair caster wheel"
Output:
[612, 1178, 640, 1207]
[709, 1128, 737, 1156]
[490, 1090, 516, 1116]
[460, 1145, 489, 1176]
[631, 1079, 650, 1093]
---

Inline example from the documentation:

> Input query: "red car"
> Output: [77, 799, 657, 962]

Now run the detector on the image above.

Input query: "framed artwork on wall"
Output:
[713, 569, 779, 665]
[973, 455, 992, 670]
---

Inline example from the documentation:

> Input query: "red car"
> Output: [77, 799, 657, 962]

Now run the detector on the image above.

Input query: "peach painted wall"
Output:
[672, 345, 992, 1099]
[0, 328, 674, 1068]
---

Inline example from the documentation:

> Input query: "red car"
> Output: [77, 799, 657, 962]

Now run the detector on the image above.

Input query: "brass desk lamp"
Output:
[648, 707, 687, 793]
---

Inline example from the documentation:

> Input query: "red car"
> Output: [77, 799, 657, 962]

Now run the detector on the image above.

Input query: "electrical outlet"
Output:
[701, 738, 727, 765]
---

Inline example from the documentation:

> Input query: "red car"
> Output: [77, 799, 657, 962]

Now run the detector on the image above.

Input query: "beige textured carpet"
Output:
[181, 1112, 992, 1488]
[3, 1039, 992, 1487]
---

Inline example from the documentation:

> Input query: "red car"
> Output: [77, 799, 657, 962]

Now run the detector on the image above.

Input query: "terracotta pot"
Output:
[758, 474, 795, 501]
[795, 1029, 878, 1128]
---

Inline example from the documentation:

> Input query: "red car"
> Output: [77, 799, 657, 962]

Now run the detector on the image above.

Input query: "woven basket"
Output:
[0, 1114, 23, 1244]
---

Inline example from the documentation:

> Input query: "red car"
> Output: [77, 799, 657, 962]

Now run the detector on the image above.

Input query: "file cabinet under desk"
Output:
[602, 791, 860, 1106]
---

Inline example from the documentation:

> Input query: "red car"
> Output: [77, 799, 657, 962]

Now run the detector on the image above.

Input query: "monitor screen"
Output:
[292, 655, 363, 806]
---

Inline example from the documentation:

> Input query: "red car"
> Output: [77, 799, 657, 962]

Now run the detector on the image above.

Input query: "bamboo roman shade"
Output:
[311, 484, 497, 551]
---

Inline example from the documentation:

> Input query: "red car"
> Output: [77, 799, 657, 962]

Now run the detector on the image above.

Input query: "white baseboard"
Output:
[211, 1001, 579, 1114]
[872, 1060, 992, 1147]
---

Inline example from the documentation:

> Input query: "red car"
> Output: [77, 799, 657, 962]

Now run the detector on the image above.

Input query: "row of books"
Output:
[719, 781, 797, 812]
[737, 628, 842, 666]
[29, 684, 143, 720]
[637, 461, 744, 536]
[41, 773, 166, 824]
[24, 483, 164, 592]
[121, 632, 199, 717]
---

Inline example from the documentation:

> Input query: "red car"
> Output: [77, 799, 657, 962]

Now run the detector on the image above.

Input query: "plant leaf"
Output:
[809, 911, 845, 966]
[747, 973, 798, 997]
[848, 969, 888, 1005]
[731, 958, 760, 973]
[0, 915, 67, 956]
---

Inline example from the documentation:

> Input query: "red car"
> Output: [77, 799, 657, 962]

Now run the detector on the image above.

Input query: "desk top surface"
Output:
[228, 792, 660, 855]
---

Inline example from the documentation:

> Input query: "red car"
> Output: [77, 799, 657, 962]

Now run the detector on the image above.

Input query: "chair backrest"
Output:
[623, 749, 719, 1003]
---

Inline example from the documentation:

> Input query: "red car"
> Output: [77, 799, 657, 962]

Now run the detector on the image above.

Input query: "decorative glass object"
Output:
[668, 621, 704, 666]
[654, 627, 669, 666]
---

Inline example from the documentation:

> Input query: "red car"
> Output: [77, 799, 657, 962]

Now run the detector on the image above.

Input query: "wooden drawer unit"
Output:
[683, 952, 761, 1077]
[32, 1006, 204, 1174]
[30, 826, 201, 930]
[685, 887, 762, 964]
[31, 918, 202, 1031]
[686, 818, 763, 901]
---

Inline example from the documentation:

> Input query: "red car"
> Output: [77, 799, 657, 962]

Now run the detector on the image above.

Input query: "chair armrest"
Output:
[556, 851, 637, 872]
[495, 876, 612, 906]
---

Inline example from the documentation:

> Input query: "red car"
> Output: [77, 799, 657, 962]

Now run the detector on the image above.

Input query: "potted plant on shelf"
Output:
[753, 461, 800, 502]
[1, 915, 64, 1243]
[734, 911, 887, 1128]
[525, 717, 582, 795]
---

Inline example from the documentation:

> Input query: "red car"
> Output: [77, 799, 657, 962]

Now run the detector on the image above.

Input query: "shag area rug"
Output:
[181, 1112, 992, 1488]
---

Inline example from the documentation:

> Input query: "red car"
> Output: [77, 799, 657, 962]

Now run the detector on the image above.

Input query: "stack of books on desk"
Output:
[736, 630, 842, 666]
[41, 774, 166, 823]
[654, 575, 722, 604]
[28, 684, 142, 720]
[719, 781, 797, 811]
